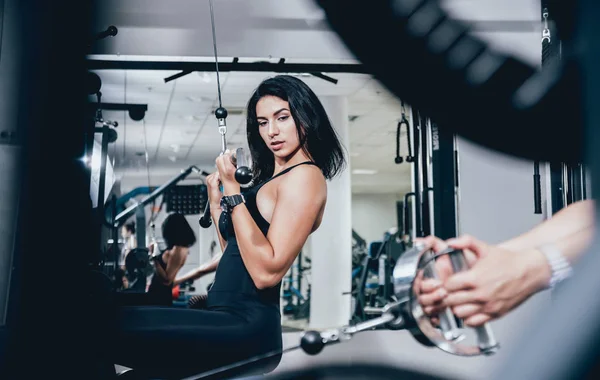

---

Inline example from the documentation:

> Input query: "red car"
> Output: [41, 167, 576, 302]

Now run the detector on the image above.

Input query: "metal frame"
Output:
[86, 59, 369, 74]
[420, 113, 433, 237]
[113, 165, 209, 226]
[410, 107, 423, 238]
[431, 122, 459, 240]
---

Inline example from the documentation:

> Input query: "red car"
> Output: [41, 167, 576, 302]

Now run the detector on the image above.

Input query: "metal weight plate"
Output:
[125, 248, 152, 278]
[392, 243, 498, 356]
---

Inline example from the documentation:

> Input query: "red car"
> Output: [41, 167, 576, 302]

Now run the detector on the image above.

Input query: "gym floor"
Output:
[283, 290, 548, 379]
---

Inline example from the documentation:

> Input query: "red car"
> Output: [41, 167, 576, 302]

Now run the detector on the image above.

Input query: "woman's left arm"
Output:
[224, 167, 326, 289]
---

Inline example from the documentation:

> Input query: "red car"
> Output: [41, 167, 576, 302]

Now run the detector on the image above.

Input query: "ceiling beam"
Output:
[86, 59, 369, 74]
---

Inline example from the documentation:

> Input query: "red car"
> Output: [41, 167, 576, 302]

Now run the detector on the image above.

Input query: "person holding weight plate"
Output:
[416, 200, 594, 327]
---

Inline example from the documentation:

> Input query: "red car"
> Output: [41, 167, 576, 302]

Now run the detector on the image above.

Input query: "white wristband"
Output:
[538, 243, 573, 289]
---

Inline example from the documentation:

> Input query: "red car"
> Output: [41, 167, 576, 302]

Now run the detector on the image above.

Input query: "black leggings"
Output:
[116, 276, 173, 307]
[113, 306, 282, 379]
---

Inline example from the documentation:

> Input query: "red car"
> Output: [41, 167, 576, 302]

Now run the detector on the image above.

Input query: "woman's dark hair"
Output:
[162, 213, 196, 249]
[246, 75, 346, 183]
[124, 221, 136, 235]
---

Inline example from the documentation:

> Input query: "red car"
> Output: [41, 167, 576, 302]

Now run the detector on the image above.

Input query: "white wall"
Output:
[443, 137, 552, 378]
[351, 193, 402, 244]
[308, 96, 353, 329]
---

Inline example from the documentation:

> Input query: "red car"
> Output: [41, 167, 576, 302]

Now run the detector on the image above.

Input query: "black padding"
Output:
[317, 0, 583, 164]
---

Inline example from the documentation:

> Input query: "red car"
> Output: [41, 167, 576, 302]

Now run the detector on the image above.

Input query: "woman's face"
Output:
[256, 96, 301, 160]
[121, 226, 130, 239]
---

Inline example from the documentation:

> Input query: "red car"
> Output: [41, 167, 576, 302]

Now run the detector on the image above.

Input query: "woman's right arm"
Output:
[206, 171, 227, 252]
[499, 199, 595, 252]
[211, 206, 227, 252]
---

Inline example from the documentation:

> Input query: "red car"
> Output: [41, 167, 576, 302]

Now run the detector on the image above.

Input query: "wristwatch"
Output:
[220, 194, 245, 213]
[538, 243, 573, 289]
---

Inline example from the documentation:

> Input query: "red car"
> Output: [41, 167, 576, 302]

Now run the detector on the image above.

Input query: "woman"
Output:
[118, 221, 136, 270]
[147, 213, 197, 306]
[114, 75, 346, 379]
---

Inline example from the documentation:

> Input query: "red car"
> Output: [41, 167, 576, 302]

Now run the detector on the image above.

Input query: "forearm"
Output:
[229, 204, 277, 288]
[210, 203, 227, 252]
[552, 225, 594, 264]
[499, 200, 595, 252]
[524, 225, 595, 291]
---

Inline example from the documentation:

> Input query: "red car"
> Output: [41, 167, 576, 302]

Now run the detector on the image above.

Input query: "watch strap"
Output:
[223, 194, 245, 211]
[538, 243, 573, 289]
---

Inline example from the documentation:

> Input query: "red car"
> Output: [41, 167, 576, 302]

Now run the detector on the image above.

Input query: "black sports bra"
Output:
[154, 249, 168, 271]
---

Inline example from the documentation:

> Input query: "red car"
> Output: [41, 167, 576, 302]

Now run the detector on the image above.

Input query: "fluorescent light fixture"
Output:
[80, 155, 91, 166]
[88, 140, 115, 208]
[186, 95, 204, 102]
[181, 115, 204, 122]
[352, 169, 378, 175]
[196, 72, 211, 83]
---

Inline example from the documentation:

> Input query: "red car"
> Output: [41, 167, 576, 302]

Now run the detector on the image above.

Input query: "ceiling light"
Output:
[352, 169, 378, 175]
[168, 156, 177, 162]
[286, 72, 312, 78]
[196, 72, 211, 83]
[186, 95, 204, 103]
[170, 144, 180, 153]
[180, 115, 205, 122]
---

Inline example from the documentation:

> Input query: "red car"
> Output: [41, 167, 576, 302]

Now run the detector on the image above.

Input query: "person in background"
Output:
[147, 213, 197, 306]
[118, 221, 137, 269]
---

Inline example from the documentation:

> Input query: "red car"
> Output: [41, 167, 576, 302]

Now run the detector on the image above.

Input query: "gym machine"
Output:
[352, 105, 459, 323]
[352, 228, 409, 323]
[396, 103, 459, 241]
[538, 1, 588, 216]
[281, 251, 311, 320]
[85, 63, 155, 270]
[304, 243, 498, 357]
[108, 165, 210, 289]
[198, 0, 253, 230]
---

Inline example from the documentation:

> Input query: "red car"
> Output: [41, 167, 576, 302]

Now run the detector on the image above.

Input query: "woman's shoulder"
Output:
[279, 164, 326, 198]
